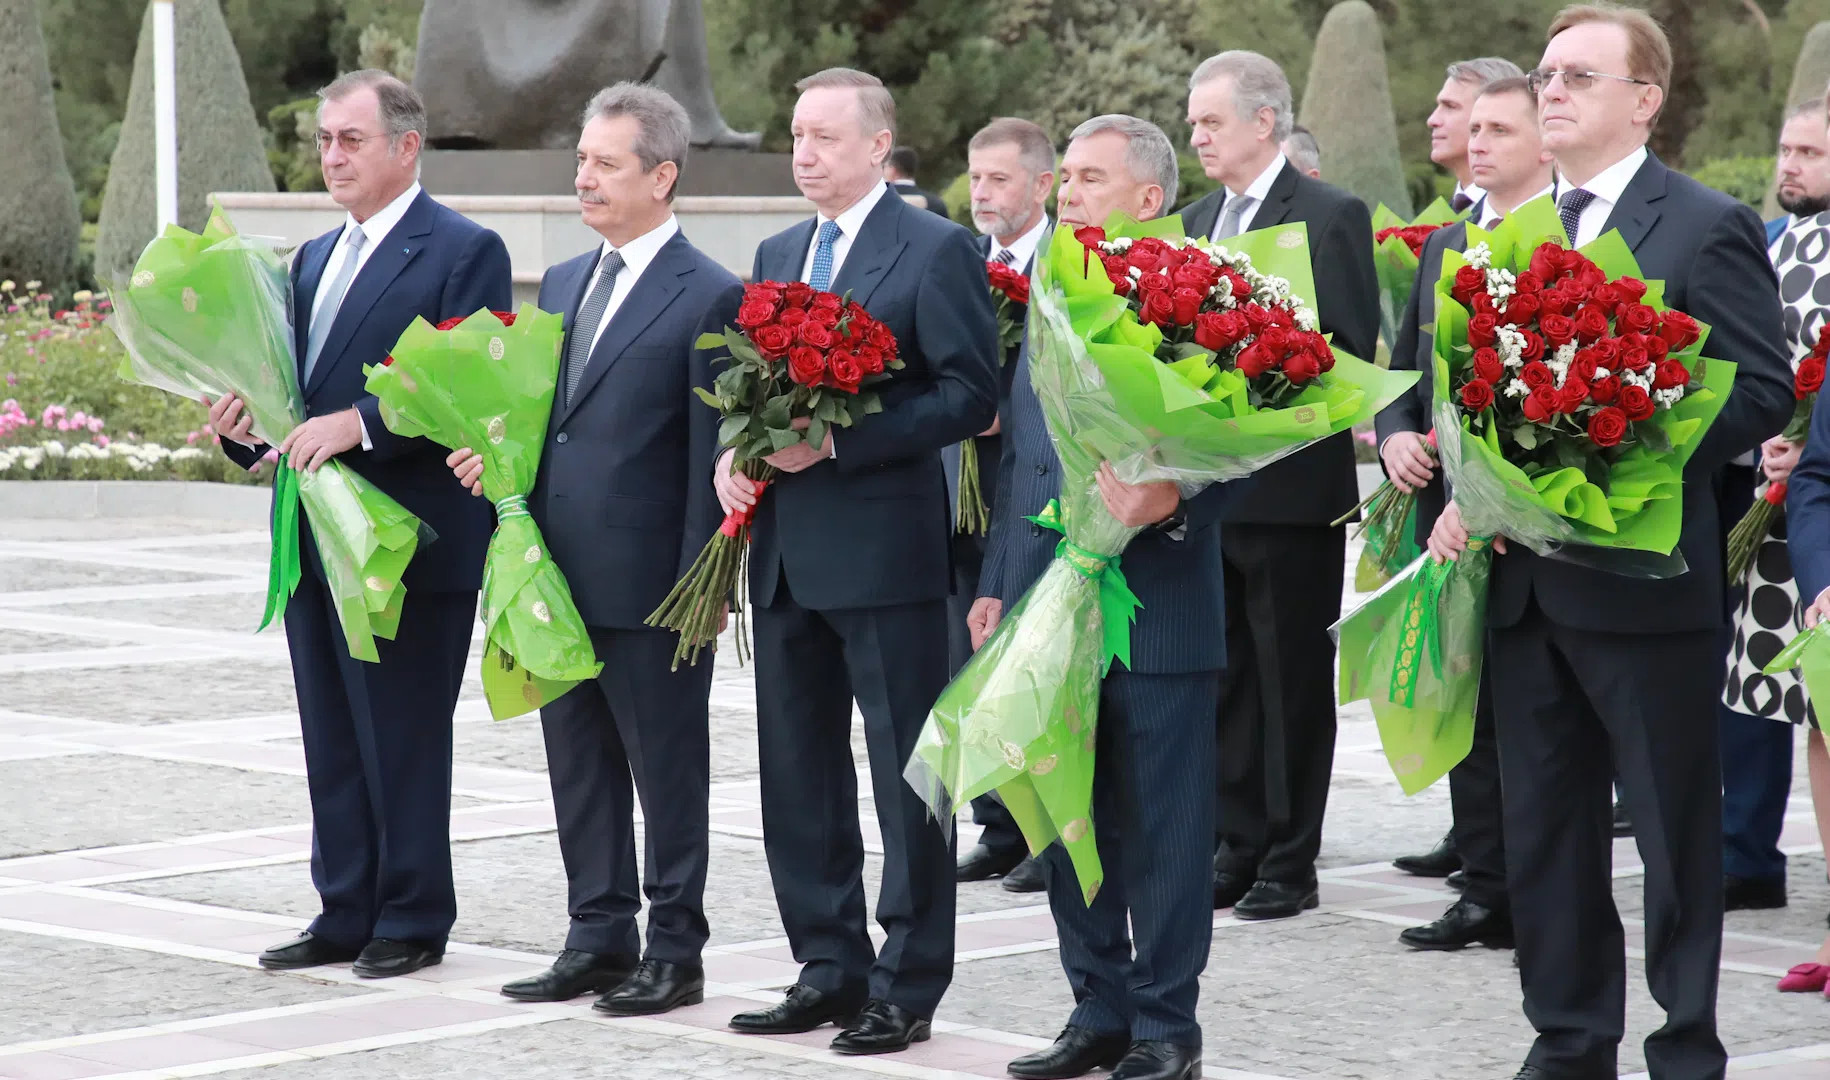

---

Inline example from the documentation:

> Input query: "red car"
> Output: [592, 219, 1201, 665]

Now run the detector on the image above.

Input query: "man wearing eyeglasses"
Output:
[1427, 5, 1793, 1079]
[206, 69, 511, 980]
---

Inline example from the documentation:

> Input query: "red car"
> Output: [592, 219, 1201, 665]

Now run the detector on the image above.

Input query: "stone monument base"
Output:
[420, 148, 798, 197]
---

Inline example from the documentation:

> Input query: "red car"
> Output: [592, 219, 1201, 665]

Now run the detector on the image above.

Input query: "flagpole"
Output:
[152, 0, 177, 230]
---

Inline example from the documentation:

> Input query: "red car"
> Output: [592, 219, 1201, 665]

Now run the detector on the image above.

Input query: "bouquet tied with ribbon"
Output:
[365, 305, 600, 720]
[1372, 197, 1465, 351]
[1335, 196, 1734, 794]
[107, 207, 426, 662]
[904, 214, 1420, 902]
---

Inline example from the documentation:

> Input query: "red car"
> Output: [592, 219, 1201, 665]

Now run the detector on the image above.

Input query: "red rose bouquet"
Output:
[1372, 198, 1466, 350]
[956, 260, 1030, 535]
[646, 280, 901, 668]
[1726, 323, 1827, 584]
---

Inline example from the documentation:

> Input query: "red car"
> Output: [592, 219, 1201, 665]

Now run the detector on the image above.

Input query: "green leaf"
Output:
[695, 331, 729, 350]
[862, 395, 884, 416]
[761, 393, 793, 428]
[769, 426, 801, 451]
[807, 417, 827, 451]
[693, 387, 721, 408]
[718, 414, 749, 447]
[1512, 424, 1539, 451]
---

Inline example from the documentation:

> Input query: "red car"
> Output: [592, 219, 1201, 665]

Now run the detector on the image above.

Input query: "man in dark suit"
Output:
[1430, 8, 1794, 1077]
[1179, 50, 1380, 921]
[1380, 76, 1553, 953]
[205, 70, 511, 978]
[949, 116, 1055, 895]
[446, 84, 743, 1016]
[975, 112, 1231, 1080]
[885, 145, 951, 220]
[714, 68, 998, 1056]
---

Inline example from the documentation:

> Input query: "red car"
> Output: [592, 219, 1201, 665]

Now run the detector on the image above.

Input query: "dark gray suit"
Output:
[528, 230, 743, 964]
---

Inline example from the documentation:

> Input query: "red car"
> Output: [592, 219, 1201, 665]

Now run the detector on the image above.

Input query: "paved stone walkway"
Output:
[3, 514, 1830, 1079]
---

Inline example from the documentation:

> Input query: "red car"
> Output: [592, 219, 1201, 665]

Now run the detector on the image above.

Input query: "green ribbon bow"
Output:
[1387, 537, 1490, 706]
[259, 457, 303, 632]
[1026, 499, 1143, 674]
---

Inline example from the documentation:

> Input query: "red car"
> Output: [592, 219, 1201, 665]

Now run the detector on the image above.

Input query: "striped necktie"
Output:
[563, 249, 625, 405]
[993, 248, 1016, 266]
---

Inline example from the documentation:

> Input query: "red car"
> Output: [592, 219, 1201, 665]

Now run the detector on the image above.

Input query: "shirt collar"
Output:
[1480, 184, 1556, 230]
[597, 215, 680, 279]
[1227, 153, 1287, 203]
[1456, 181, 1487, 204]
[1562, 145, 1648, 207]
[823, 180, 890, 243]
[991, 215, 1050, 270]
[343, 182, 421, 248]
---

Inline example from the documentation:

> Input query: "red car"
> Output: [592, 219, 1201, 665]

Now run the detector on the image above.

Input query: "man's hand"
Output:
[763, 416, 833, 474]
[1807, 586, 1830, 629]
[968, 596, 1003, 650]
[1428, 500, 1507, 563]
[1381, 431, 1435, 494]
[1762, 435, 1803, 487]
[448, 447, 485, 496]
[202, 393, 257, 447]
[1096, 462, 1180, 527]
[980, 414, 1002, 437]
[278, 409, 363, 473]
[714, 448, 760, 516]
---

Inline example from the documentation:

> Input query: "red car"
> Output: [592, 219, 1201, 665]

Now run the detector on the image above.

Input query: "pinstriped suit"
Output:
[979, 332, 1234, 1046]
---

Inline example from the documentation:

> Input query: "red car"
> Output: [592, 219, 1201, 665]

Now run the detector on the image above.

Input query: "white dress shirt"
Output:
[1557, 145, 1649, 248]
[1212, 153, 1288, 239]
[988, 215, 1049, 272]
[308, 182, 421, 451]
[1454, 182, 1487, 210]
[1478, 184, 1557, 230]
[800, 180, 891, 286]
[582, 215, 680, 359]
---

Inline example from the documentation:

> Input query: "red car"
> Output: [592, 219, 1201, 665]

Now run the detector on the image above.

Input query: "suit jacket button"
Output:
[1034, 463, 1047, 475]
[556, 432, 569, 444]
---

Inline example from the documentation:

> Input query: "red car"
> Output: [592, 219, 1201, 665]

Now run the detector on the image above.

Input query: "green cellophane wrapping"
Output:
[1763, 621, 1830, 704]
[905, 214, 1421, 903]
[1372, 197, 1463, 350]
[106, 206, 424, 662]
[365, 304, 600, 720]
[1334, 195, 1737, 791]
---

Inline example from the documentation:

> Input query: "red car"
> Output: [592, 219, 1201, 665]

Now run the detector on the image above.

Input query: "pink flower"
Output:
[94, 435, 109, 448]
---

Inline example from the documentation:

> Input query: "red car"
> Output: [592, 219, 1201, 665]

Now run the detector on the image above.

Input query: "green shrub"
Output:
[1298, 1, 1410, 217]
[267, 96, 324, 192]
[1689, 156, 1776, 210]
[1, 0, 82, 296]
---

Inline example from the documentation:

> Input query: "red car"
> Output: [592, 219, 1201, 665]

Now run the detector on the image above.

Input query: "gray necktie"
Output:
[1215, 196, 1253, 240]
[302, 226, 367, 384]
[564, 249, 625, 404]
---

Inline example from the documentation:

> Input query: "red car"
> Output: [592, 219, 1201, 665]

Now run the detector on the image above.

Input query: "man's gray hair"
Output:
[318, 69, 427, 144]
[969, 117, 1056, 182]
[581, 82, 692, 200]
[1445, 57, 1526, 87]
[794, 67, 897, 144]
[1069, 114, 1178, 208]
[1188, 51, 1294, 143]
[1787, 99, 1828, 123]
[1283, 124, 1321, 176]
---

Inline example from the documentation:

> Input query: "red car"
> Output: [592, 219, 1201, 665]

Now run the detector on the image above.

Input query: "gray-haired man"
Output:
[467, 81, 743, 1015]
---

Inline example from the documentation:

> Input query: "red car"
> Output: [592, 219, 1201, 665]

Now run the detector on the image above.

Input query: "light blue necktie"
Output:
[303, 226, 367, 384]
[808, 220, 842, 291]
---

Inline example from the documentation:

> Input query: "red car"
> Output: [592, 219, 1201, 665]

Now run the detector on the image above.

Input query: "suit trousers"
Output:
[286, 560, 474, 947]
[540, 625, 712, 962]
[1490, 601, 1727, 1080]
[948, 530, 1025, 855]
[1214, 522, 1345, 883]
[752, 580, 956, 1017]
[1449, 673, 1507, 910]
[1041, 667, 1220, 1047]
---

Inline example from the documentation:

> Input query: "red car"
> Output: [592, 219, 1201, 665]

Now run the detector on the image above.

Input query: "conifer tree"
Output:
[1, 0, 82, 292]
[1297, 0, 1411, 216]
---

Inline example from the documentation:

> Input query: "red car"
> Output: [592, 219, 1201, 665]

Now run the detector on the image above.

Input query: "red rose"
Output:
[1653, 359, 1691, 390]
[1310, 336, 1336, 372]
[1172, 262, 1218, 292]
[745, 283, 783, 306]
[1468, 312, 1500, 348]
[751, 323, 793, 358]
[1618, 342, 1651, 372]
[828, 352, 863, 393]
[1127, 237, 1174, 273]
[811, 291, 842, 312]
[1007, 277, 1030, 304]
[1221, 269, 1252, 302]
[787, 345, 825, 386]
[1471, 347, 1504, 384]
[1619, 383, 1656, 421]
[1267, 304, 1298, 329]
[1452, 265, 1485, 305]
[1800, 355, 1827, 396]
[1074, 226, 1107, 249]
[1616, 276, 1648, 302]
[1514, 270, 1545, 295]
[1591, 283, 1625, 309]
[1587, 405, 1628, 448]
[1137, 271, 1173, 297]
[1521, 360, 1556, 390]
[1518, 330, 1546, 362]
[1568, 349, 1600, 384]
[783, 282, 815, 308]
[1194, 311, 1248, 351]
[1539, 313, 1577, 348]
[1236, 341, 1275, 378]
[1658, 310, 1701, 351]
[1617, 303, 1658, 335]
[1590, 375, 1622, 403]
[1528, 243, 1561, 282]
[736, 300, 777, 329]
[1104, 257, 1133, 294]
[797, 321, 834, 349]
[1522, 384, 1559, 423]
[1571, 305, 1608, 345]
[811, 305, 840, 329]
[1460, 378, 1496, 412]
[1240, 303, 1275, 333]
[1508, 293, 1543, 324]
[1574, 261, 1607, 292]
[1284, 351, 1322, 384]
[1172, 287, 1204, 325]
[866, 320, 895, 354]
[1557, 377, 1590, 414]
[777, 306, 809, 328]
[855, 344, 886, 375]
[1472, 292, 1498, 318]
[1141, 289, 1176, 327]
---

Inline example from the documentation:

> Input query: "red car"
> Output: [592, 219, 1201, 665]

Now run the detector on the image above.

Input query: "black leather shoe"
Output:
[1002, 855, 1046, 893]
[352, 938, 443, 979]
[958, 843, 1026, 882]
[729, 984, 863, 1034]
[1393, 831, 1460, 877]
[1724, 874, 1788, 911]
[593, 958, 704, 1015]
[1400, 898, 1514, 951]
[1446, 869, 1468, 892]
[257, 932, 362, 971]
[1232, 879, 1318, 921]
[1109, 1040, 1201, 1080]
[831, 999, 931, 1055]
[1008, 1026, 1131, 1079]
[502, 949, 637, 1002]
[1213, 868, 1252, 910]
[1611, 801, 1633, 837]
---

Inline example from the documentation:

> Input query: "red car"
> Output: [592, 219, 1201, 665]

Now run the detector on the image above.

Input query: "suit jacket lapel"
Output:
[1249, 162, 1301, 230]
[1183, 191, 1222, 240]
[830, 194, 907, 309]
[556, 233, 692, 424]
[769, 219, 817, 286]
[304, 191, 435, 398]
[1599, 153, 1666, 255]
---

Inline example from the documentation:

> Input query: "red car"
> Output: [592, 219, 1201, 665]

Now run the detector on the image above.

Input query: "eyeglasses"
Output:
[1525, 68, 1651, 95]
[313, 130, 389, 154]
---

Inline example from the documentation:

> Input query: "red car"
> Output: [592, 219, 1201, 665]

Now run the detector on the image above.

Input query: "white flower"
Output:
[1654, 387, 1685, 409]
[1504, 378, 1530, 398]
[1465, 242, 1492, 269]
[1593, 367, 1611, 380]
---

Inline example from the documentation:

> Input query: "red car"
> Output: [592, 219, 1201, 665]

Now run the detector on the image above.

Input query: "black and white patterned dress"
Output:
[1722, 213, 1825, 727]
